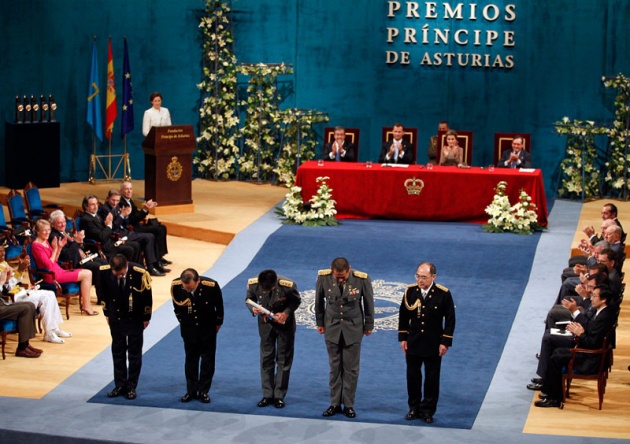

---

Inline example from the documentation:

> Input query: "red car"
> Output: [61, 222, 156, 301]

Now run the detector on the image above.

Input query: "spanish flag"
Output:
[105, 37, 117, 140]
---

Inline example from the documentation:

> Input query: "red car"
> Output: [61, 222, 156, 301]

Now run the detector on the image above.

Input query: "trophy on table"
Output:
[24, 94, 31, 123]
[31, 95, 39, 123]
[15, 95, 23, 123]
[49, 94, 57, 122]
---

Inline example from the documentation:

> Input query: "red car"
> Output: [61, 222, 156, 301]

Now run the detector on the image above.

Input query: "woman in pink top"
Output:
[31, 219, 98, 315]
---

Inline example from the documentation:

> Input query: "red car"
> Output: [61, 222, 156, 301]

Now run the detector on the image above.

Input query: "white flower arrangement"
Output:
[602, 73, 630, 195]
[276, 177, 338, 226]
[483, 181, 543, 235]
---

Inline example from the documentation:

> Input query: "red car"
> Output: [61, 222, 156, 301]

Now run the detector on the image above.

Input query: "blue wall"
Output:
[1, 0, 629, 196]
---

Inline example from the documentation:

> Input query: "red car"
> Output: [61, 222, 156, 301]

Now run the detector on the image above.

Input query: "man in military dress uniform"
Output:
[246, 269, 301, 409]
[100, 254, 153, 400]
[398, 262, 455, 424]
[171, 268, 224, 403]
[315, 257, 374, 418]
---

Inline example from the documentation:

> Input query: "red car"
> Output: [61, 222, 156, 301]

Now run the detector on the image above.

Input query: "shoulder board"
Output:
[99, 265, 111, 271]
[406, 283, 418, 288]
[248, 277, 258, 285]
[435, 283, 449, 292]
[133, 266, 147, 274]
[278, 279, 293, 287]
[352, 270, 368, 279]
[318, 269, 332, 276]
[171, 279, 182, 286]
[201, 280, 215, 287]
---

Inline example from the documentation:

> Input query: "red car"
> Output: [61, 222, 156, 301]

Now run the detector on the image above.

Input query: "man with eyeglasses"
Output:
[528, 273, 608, 392]
[534, 284, 617, 408]
[398, 262, 455, 424]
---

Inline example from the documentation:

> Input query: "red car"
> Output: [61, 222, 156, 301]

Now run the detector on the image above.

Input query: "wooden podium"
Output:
[141, 125, 196, 214]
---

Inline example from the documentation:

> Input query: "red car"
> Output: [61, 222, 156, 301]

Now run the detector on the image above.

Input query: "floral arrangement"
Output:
[554, 117, 606, 199]
[483, 181, 543, 235]
[195, 0, 240, 180]
[237, 63, 293, 182]
[276, 176, 338, 226]
[602, 74, 630, 195]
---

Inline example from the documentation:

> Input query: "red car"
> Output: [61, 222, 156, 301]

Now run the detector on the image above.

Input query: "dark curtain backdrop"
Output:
[1, 0, 628, 196]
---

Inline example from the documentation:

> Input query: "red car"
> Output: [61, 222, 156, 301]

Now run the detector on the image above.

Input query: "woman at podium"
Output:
[142, 92, 172, 136]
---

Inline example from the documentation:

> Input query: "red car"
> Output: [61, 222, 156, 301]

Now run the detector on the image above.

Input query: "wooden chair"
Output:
[26, 242, 82, 320]
[6, 189, 33, 229]
[381, 126, 418, 163]
[562, 323, 617, 410]
[494, 133, 531, 165]
[323, 127, 360, 160]
[0, 319, 18, 360]
[437, 130, 473, 165]
[24, 181, 61, 220]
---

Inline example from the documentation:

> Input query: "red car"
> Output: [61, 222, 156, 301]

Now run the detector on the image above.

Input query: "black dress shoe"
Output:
[180, 393, 196, 403]
[161, 258, 173, 265]
[344, 407, 356, 418]
[538, 393, 549, 400]
[534, 398, 563, 408]
[198, 393, 211, 403]
[155, 263, 171, 273]
[322, 405, 342, 417]
[527, 382, 543, 391]
[107, 387, 124, 398]
[148, 267, 165, 277]
[405, 408, 418, 420]
[274, 399, 285, 408]
[421, 413, 434, 424]
[257, 397, 272, 407]
[126, 389, 137, 400]
[530, 377, 543, 384]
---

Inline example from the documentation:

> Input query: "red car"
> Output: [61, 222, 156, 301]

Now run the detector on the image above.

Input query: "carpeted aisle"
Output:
[89, 219, 541, 429]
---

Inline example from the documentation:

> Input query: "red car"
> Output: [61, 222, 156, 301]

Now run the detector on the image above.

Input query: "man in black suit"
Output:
[398, 262, 456, 424]
[100, 254, 153, 400]
[79, 195, 137, 263]
[323, 126, 355, 162]
[603, 224, 625, 270]
[378, 122, 414, 164]
[246, 269, 301, 409]
[98, 189, 167, 276]
[316, 257, 374, 418]
[497, 135, 531, 168]
[171, 268, 224, 404]
[534, 284, 617, 408]
[119, 181, 170, 266]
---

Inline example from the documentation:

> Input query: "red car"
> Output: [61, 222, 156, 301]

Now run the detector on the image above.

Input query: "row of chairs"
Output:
[323, 126, 531, 165]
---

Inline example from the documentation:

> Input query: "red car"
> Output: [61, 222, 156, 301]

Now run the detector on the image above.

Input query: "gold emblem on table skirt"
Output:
[404, 177, 424, 195]
[166, 156, 183, 182]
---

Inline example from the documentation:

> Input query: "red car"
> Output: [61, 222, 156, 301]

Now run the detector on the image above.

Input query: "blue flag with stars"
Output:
[121, 37, 134, 138]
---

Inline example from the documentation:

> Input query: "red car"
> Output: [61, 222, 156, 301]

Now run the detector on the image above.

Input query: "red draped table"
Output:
[295, 161, 548, 225]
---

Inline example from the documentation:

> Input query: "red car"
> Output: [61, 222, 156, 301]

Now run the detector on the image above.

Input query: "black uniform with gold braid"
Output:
[246, 275, 301, 404]
[398, 282, 455, 419]
[171, 276, 224, 399]
[99, 264, 153, 396]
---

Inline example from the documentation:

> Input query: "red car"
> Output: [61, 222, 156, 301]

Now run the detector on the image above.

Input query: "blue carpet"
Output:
[88, 219, 541, 429]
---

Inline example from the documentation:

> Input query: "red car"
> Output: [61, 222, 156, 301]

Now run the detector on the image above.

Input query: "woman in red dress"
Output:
[31, 219, 98, 315]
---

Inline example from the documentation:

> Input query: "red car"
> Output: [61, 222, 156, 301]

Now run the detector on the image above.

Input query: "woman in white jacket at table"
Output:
[142, 92, 172, 136]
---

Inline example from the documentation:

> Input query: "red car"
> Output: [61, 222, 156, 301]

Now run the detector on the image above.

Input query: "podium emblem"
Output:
[167, 156, 183, 182]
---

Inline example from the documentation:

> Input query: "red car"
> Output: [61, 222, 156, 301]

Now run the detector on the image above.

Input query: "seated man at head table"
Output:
[323, 126, 355, 162]
[379, 122, 414, 165]
[427, 121, 448, 165]
[496, 135, 531, 168]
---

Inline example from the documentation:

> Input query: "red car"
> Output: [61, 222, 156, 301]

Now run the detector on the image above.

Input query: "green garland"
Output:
[196, 1, 240, 180]
[602, 74, 630, 195]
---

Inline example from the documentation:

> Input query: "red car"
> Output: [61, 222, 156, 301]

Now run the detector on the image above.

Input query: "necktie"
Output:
[335, 143, 341, 162]
[338, 283, 344, 294]
[394, 142, 399, 162]
[421, 290, 427, 300]
[118, 277, 125, 294]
